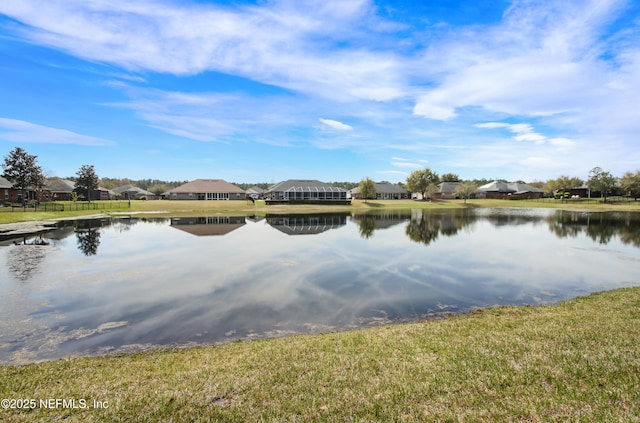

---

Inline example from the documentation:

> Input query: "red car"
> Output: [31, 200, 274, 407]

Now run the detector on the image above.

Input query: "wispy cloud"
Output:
[1, 0, 638, 181]
[390, 160, 422, 169]
[319, 118, 353, 131]
[411, 0, 640, 148]
[1, 0, 405, 103]
[475, 122, 576, 147]
[377, 170, 410, 176]
[0, 118, 115, 146]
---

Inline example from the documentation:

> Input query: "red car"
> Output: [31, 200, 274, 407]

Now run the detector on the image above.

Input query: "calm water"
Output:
[1, 208, 639, 364]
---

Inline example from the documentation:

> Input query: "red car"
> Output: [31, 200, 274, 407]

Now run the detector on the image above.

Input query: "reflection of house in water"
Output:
[266, 214, 348, 235]
[170, 216, 246, 236]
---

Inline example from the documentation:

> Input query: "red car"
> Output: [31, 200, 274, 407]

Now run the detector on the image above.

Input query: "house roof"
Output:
[246, 186, 266, 194]
[350, 181, 409, 195]
[0, 176, 14, 189]
[113, 184, 154, 196]
[477, 181, 543, 194]
[168, 179, 245, 194]
[44, 177, 75, 193]
[437, 182, 461, 194]
[266, 179, 346, 193]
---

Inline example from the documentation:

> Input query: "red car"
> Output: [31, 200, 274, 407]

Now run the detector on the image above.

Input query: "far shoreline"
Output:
[1, 198, 639, 239]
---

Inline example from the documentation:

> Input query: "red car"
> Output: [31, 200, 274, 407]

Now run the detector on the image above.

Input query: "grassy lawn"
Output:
[1, 287, 639, 422]
[2, 198, 640, 225]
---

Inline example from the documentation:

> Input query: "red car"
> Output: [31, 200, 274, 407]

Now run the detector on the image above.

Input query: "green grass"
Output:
[1, 287, 639, 422]
[2, 198, 639, 225]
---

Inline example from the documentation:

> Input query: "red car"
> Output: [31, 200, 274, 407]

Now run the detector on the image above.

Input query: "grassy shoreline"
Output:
[1, 287, 639, 421]
[2, 199, 639, 421]
[2, 197, 640, 225]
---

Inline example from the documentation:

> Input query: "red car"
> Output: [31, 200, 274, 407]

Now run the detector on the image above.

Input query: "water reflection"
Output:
[265, 213, 348, 235]
[547, 210, 640, 246]
[405, 209, 475, 245]
[170, 216, 246, 236]
[73, 219, 111, 256]
[351, 210, 410, 239]
[1, 209, 639, 364]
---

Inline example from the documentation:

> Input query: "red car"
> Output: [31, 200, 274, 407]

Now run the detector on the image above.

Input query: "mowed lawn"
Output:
[1, 198, 639, 421]
[1, 288, 639, 422]
[2, 197, 640, 225]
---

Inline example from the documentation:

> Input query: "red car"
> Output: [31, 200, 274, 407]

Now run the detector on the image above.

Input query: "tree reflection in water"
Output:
[405, 209, 476, 246]
[6, 238, 48, 281]
[358, 215, 377, 239]
[546, 211, 640, 247]
[74, 219, 104, 256]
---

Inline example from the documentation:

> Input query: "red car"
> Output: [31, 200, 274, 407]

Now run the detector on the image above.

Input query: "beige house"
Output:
[167, 179, 245, 200]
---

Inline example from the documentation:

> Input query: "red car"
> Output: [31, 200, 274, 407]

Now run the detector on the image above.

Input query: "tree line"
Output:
[357, 167, 640, 202]
[3, 146, 640, 203]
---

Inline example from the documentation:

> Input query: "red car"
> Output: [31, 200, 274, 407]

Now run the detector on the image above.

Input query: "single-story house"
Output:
[1, 176, 111, 203]
[566, 185, 590, 198]
[246, 186, 266, 199]
[113, 184, 156, 200]
[348, 181, 411, 200]
[43, 177, 76, 201]
[433, 182, 461, 200]
[0, 176, 34, 203]
[476, 181, 544, 200]
[264, 180, 349, 204]
[167, 179, 245, 200]
[96, 187, 114, 200]
[82, 187, 115, 201]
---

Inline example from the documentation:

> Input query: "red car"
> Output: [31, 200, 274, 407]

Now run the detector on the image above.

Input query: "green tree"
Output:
[440, 173, 460, 182]
[148, 183, 170, 197]
[544, 175, 584, 199]
[588, 167, 617, 202]
[620, 170, 640, 200]
[75, 165, 99, 203]
[454, 181, 478, 204]
[406, 168, 439, 200]
[425, 182, 439, 201]
[358, 178, 377, 202]
[2, 147, 44, 208]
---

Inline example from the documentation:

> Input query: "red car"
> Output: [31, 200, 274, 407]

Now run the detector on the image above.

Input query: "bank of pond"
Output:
[1, 208, 639, 365]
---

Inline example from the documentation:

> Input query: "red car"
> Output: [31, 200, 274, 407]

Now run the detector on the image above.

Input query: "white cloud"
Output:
[412, 99, 456, 120]
[548, 137, 577, 148]
[391, 160, 421, 169]
[520, 157, 561, 169]
[475, 121, 574, 147]
[1, 0, 639, 181]
[319, 118, 353, 131]
[411, 0, 640, 152]
[0, 0, 405, 103]
[0, 118, 115, 146]
[474, 122, 509, 129]
[377, 170, 409, 176]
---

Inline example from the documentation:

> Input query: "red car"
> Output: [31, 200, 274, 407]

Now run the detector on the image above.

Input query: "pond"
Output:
[1, 208, 639, 364]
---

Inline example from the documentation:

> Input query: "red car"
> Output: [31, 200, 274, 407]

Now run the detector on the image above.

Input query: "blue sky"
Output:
[1, 0, 639, 184]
